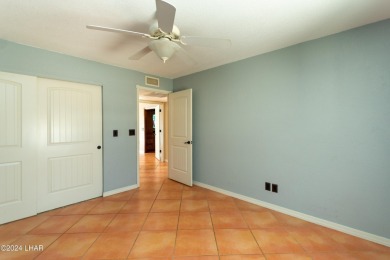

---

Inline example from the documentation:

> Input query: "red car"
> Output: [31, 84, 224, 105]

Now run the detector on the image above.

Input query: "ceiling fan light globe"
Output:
[149, 38, 176, 63]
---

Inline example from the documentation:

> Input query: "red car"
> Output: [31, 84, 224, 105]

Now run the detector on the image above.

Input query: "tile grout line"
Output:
[127, 167, 169, 258]
[209, 198, 221, 258]
[234, 198, 266, 257]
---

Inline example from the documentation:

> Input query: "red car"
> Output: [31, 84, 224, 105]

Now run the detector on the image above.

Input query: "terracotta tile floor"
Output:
[1, 153, 389, 259]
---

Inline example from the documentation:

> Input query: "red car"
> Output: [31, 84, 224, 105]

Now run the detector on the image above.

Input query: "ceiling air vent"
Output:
[145, 76, 159, 87]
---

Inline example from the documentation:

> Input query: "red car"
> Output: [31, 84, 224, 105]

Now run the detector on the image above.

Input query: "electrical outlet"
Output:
[272, 184, 278, 193]
[265, 182, 271, 191]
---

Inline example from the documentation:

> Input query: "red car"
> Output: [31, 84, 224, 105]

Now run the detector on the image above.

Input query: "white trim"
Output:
[136, 85, 171, 94]
[194, 181, 390, 247]
[103, 184, 138, 197]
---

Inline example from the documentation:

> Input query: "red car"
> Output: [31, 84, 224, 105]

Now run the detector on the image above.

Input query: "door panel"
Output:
[48, 88, 92, 143]
[168, 89, 192, 186]
[37, 78, 102, 212]
[49, 154, 93, 192]
[0, 72, 37, 224]
[0, 162, 22, 204]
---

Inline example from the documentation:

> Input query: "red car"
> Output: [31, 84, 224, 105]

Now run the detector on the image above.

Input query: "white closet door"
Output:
[37, 78, 103, 212]
[0, 72, 37, 224]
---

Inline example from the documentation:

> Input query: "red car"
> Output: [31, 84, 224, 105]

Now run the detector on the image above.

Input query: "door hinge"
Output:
[160, 150, 162, 153]
[159, 109, 162, 112]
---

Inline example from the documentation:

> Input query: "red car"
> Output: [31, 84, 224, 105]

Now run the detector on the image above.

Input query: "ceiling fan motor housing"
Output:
[149, 21, 180, 40]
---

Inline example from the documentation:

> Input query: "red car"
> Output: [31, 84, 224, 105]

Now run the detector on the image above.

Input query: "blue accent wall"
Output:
[0, 40, 173, 192]
[173, 20, 390, 238]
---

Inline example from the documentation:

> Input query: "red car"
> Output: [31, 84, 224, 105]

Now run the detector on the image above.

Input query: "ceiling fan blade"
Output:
[181, 36, 231, 48]
[86, 25, 150, 37]
[171, 42, 196, 66]
[129, 46, 152, 60]
[155, 0, 176, 33]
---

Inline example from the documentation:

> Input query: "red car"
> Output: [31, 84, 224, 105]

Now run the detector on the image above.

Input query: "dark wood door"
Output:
[144, 109, 155, 153]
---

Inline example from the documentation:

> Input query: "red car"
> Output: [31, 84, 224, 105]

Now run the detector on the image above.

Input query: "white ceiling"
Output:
[1, 0, 389, 79]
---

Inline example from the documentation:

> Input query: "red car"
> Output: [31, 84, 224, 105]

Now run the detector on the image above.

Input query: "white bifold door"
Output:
[0, 72, 102, 224]
[168, 89, 192, 186]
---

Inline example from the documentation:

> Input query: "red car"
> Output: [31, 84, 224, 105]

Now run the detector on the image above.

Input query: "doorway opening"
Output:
[137, 86, 171, 187]
[144, 108, 156, 153]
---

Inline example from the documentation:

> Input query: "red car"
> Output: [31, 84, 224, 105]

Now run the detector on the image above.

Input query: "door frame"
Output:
[136, 85, 171, 187]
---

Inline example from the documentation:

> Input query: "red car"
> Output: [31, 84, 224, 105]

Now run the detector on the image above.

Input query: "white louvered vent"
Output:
[145, 76, 159, 87]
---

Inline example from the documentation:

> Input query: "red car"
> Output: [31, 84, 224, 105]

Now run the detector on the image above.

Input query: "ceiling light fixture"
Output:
[148, 38, 176, 63]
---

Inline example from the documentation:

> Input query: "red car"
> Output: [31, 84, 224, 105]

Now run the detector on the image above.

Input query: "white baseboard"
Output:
[194, 181, 390, 247]
[103, 184, 138, 197]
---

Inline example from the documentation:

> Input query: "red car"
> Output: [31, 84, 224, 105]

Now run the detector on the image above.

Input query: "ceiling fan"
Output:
[87, 0, 231, 63]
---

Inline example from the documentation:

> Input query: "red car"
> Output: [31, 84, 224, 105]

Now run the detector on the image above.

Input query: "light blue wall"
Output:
[173, 19, 390, 238]
[0, 40, 173, 192]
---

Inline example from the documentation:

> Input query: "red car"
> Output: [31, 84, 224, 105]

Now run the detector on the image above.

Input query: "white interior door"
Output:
[37, 78, 103, 212]
[0, 72, 37, 224]
[155, 105, 161, 160]
[168, 89, 192, 186]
